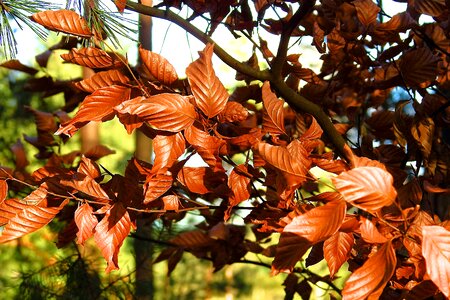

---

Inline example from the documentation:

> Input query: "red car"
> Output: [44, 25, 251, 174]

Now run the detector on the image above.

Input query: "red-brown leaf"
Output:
[152, 132, 186, 173]
[114, 94, 196, 132]
[144, 172, 173, 204]
[0, 198, 28, 226]
[0, 59, 39, 75]
[300, 117, 323, 141]
[77, 156, 101, 179]
[74, 203, 98, 245]
[186, 43, 229, 118]
[332, 166, 397, 213]
[0, 199, 68, 243]
[228, 165, 251, 207]
[399, 48, 440, 87]
[139, 46, 178, 85]
[0, 180, 7, 202]
[73, 70, 130, 93]
[421, 226, 450, 297]
[262, 81, 286, 135]
[218, 101, 249, 123]
[162, 195, 180, 211]
[31, 10, 92, 38]
[60, 173, 110, 203]
[114, 0, 127, 12]
[353, 0, 380, 27]
[56, 85, 131, 137]
[342, 240, 397, 300]
[324, 231, 354, 278]
[61, 47, 124, 69]
[94, 203, 131, 272]
[170, 230, 214, 248]
[177, 167, 227, 194]
[360, 217, 389, 244]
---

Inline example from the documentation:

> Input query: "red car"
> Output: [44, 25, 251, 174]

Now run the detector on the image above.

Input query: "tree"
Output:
[1, 0, 450, 299]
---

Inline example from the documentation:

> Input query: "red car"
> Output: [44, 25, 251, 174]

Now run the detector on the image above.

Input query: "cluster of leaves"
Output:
[1, 0, 450, 299]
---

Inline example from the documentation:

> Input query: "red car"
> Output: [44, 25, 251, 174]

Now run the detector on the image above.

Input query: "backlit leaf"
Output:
[0, 180, 7, 202]
[31, 10, 92, 38]
[0, 199, 68, 243]
[342, 240, 397, 300]
[0, 198, 28, 226]
[0, 59, 38, 75]
[324, 231, 354, 278]
[421, 226, 450, 297]
[60, 173, 110, 203]
[144, 172, 173, 204]
[94, 203, 131, 272]
[56, 85, 131, 137]
[186, 43, 229, 118]
[114, 0, 127, 12]
[61, 47, 124, 69]
[300, 117, 323, 141]
[399, 48, 440, 87]
[353, 0, 380, 27]
[139, 46, 178, 85]
[360, 217, 388, 244]
[162, 195, 180, 211]
[114, 94, 196, 132]
[152, 132, 186, 173]
[412, 0, 446, 17]
[177, 167, 227, 194]
[262, 81, 286, 135]
[73, 70, 130, 93]
[411, 117, 434, 160]
[74, 203, 98, 245]
[332, 166, 397, 212]
[228, 165, 251, 207]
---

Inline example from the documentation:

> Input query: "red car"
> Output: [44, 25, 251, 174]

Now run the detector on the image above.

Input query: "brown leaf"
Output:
[0, 180, 7, 202]
[421, 225, 450, 297]
[360, 217, 389, 244]
[73, 70, 130, 93]
[228, 165, 251, 207]
[399, 48, 440, 87]
[411, 117, 434, 160]
[152, 132, 186, 173]
[31, 10, 92, 38]
[114, 0, 127, 12]
[186, 43, 229, 118]
[353, 0, 380, 27]
[139, 46, 178, 85]
[177, 167, 227, 194]
[60, 173, 110, 203]
[324, 231, 354, 278]
[114, 94, 196, 132]
[61, 47, 125, 69]
[332, 166, 397, 213]
[218, 101, 249, 123]
[94, 203, 131, 272]
[77, 156, 101, 179]
[262, 81, 286, 135]
[0, 59, 38, 75]
[162, 195, 180, 211]
[170, 230, 214, 248]
[144, 172, 173, 204]
[0, 198, 28, 226]
[412, 0, 447, 17]
[56, 85, 131, 137]
[74, 203, 98, 245]
[342, 240, 397, 299]
[0, 199, 68, 243]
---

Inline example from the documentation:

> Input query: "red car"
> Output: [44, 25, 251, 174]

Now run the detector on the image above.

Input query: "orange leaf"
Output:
[74, 203, 98, 245]
[360, 217, 388, 244]
[94, 203, 131, 272]
[61, 47, 125, 69]
[272, 200, 347, 274]
[0, 198, 28, 226]
[0, 199, 68, 243]
[56, 85, 131, 137]
[114, 0, 127, 12]
[177, 167, 227, 194]
[218, 101, 249, 123]
[114, 94, 196, 132]
[300, 117, 323, 141]
[228, 165, 251, 207]
[0, 59, 38, 75]
[73, 70, 130, 93]
[139, 46, 178, 85]
[77, 156, 101, 179]
[262, 81, 286, 135]
[421, 226, 450, 297]
[353, 0, 380, 27]
[31, 10, 92, 38]
[186, 43, 229, 118]
[0, 180, 7, 202]
[115, 96, 146, 134]
[60, 173, 110, 203]
[332, 166, 397, 212]
[342, 240, 397, 300]
[152, 132, 186, 173]
[144, 172, 173, 204]
[324, 231, 354, 278]
[162, 195, 180, 211]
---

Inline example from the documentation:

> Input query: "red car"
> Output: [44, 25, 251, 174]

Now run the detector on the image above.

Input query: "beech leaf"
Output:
[31, 10, 92, 38]
[144, 172, 173, 204]
[61, 47, 125, 69]
[360, 217, 388, 244]
[324, 231, 354, 278]
[139, 46, 178, 85]
[332, 166, 397, 212]
[228, 165, 252, 207]
[152, 132, 186, 173]
[421, 226, 450, 297]
[94, 203, 131, 272]
[0, 180, 7, 202]
[73, 70, 130, 93]
[74, 203, 98, 245]
[342, 240, 397, 300]
[262, 81, 286, 135]
[186, 43, 229, 118]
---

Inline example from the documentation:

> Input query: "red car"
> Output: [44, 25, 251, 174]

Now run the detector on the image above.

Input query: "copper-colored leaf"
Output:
[0, 199, 28, 226]
[31, 10, 92, 38]
[411, 117, 434, 160]
[300, 117, 323, 141]
[0, 200, 68, 243]
[272, 200, 347, 274]
[421, 226, 450, 297]
[152, 132, 186, 173]
[0, 180, 7, 202]
[139, 46, 178, 85]
[73, 70, 130, 93]
[342, 240, 397, 299]
[144, 172, 173, 204]
[376, 12, 416, 32]
[60, 173, 110, 203]
[399, 48, 440, 87]
[413, 0, 447, 17]
[353, 0, 380, 27]
[262, 81, 286, 135]
[218, 101, 249, 123]
[0, 59, 38, 75]
[114, 94, 196, 132]
[114, 0, 127, 12]
[324, 231, 354, 278]
[94, 203, 131, 272]
[360, 217, 388, 244]
[77, 156, 101, 179]
[56, 85, 131, 137]
[332, 166, 397, 212]
[162, 195, 180, 211]
[228, 165, 251, 207]
[170, 230, 214, 248]
[186, 43, 229, 118]
[61, 47, 124, 69]
[74, 203, 98, 245]
[177, 167, 227, 194]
